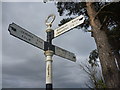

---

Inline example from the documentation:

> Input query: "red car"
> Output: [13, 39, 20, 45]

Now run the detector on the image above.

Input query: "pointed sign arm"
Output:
[8, 23, 76, 62]
[54, 45, 76, 62]
[8, 23, 44, 50]
[44, 42, 76, 62]
[54, 15, 85, 38]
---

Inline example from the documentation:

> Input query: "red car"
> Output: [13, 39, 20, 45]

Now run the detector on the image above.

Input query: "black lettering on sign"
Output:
[37, 39, 43, 44]
[21, 34, 31, 41]
[21, 31, 33, 39]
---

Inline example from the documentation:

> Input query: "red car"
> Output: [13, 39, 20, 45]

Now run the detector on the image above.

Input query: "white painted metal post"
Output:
[44, 50, 53, 90]
[45, 14, 55, 90]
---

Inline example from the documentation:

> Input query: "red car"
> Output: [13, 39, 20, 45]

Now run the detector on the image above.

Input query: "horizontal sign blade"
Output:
[8, 23, 44, 50]
[54, 46, 76, 62]
[54, 15, 85, 38]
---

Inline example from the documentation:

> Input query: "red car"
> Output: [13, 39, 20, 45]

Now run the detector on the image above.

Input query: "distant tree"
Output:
[80, 50, 106, 88]
[56, 1, 120, 88]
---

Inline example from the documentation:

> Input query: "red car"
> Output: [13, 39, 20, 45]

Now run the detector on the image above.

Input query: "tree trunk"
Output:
[86, 2, 120, 88]
[114, 51, 120, 70]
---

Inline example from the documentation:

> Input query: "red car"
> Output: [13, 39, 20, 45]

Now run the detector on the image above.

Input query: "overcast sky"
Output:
[2, 2, 97, 88]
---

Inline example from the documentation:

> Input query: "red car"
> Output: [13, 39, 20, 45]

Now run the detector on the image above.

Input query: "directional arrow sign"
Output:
[8, 23, 76, 62]
[54, 45, 76, 62]
[54, 15, 85, 38]
[8, 23, 44, 50]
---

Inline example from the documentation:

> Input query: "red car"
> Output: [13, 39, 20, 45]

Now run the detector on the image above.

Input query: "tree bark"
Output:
[114, 51, 120, 70]
[86, 2, 120, 88]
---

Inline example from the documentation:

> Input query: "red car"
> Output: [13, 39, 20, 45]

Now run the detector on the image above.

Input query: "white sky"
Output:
[1, 1, 97, 88]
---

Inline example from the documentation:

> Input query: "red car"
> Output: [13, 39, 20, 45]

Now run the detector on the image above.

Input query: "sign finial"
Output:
[45, 14, 56, 28]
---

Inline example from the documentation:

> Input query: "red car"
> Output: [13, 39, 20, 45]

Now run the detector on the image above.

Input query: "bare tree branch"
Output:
[94, 2, 113, 20]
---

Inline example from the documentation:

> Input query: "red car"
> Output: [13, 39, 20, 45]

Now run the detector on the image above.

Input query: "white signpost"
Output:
[8, 14, 85, 90]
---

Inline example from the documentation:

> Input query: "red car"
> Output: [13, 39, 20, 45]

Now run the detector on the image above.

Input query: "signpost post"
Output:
[8, 14, 85, 90]
[44, 15, 55, 90]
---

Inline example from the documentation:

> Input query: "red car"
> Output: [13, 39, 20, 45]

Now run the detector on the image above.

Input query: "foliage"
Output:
[56, 1, 120, 88]
[56, 2, 119, 29]
[56, 2, 89, 29]
[94, 2, 120, 53]
[80, 49, 107, 88]
[56, 1, 120, 66]
[88, 49, 99, 67]
[56, 2, 120, 32]
[107, 26, 120, 52]
[96, 79, 107, 88]
[79, 49, 107, 88]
